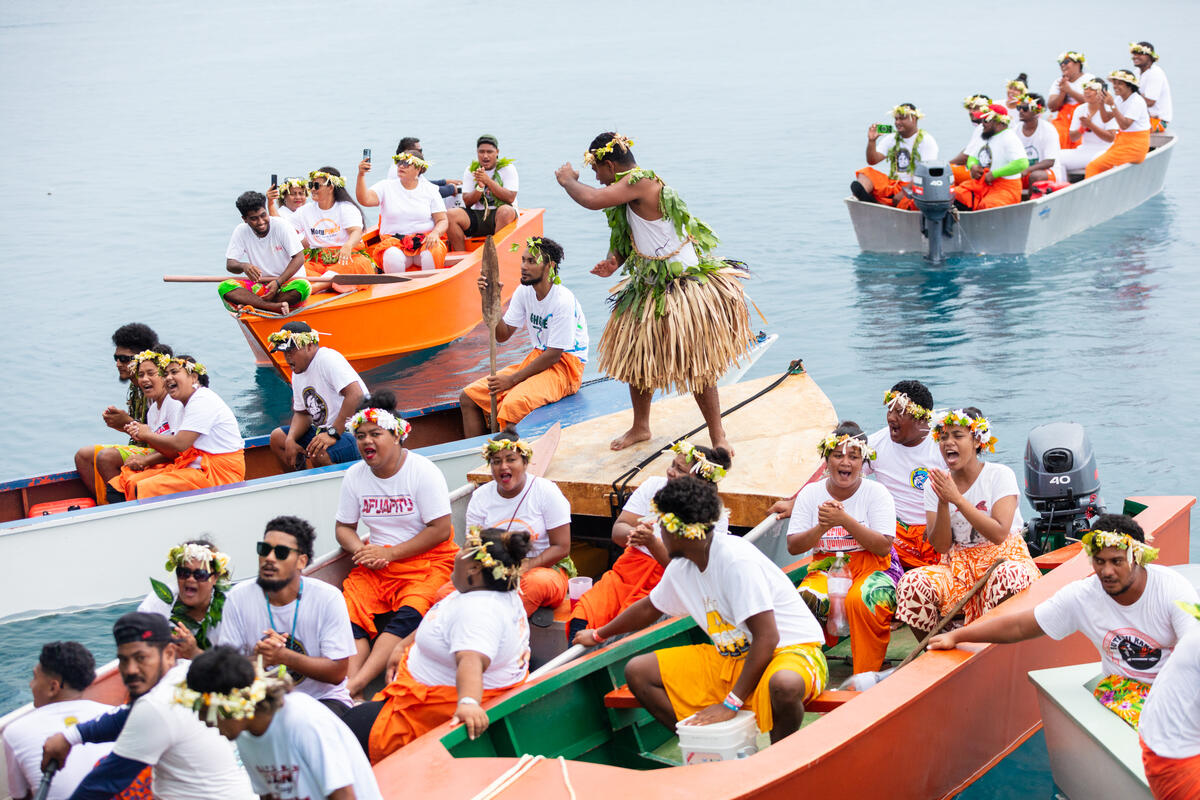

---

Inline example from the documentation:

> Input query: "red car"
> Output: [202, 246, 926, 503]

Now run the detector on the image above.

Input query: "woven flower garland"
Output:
[890, 104, 924, 119]
[816, 433, 877, 462]
[883, 390, 932, 421]
[1058, 50, 1086, 65]
[1109, 69, 1139, 88]
[1080, 530, 1159, 566]
[308, 170, 345, 188]
[650, 502, 710, 540]
[930, 409, 997, 453]
[392, 152, 431, 170]
[1129, 42, 1157, 60]
[345, 408, 411, 438]
[669, 440, 728, 482]
[583, 134, 634, 165]
[481, 438, 534, 462]
[463, 526, 520, 584]
[173, 657, 287, 723]
[169, 357, 207, 377]
[133, 350, 171, 375]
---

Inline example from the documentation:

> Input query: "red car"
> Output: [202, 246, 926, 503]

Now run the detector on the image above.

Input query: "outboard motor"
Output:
[910, 161, 954, 264]
[1023, 422, 1104, 555]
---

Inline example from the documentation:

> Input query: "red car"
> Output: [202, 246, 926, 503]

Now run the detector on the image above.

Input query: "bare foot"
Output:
[279, 301, 290, 315]
[610, 427, 652, 451]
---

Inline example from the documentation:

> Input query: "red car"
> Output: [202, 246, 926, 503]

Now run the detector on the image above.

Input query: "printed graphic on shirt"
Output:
[1104, 628, 1165, 677]
[949, 500, 990, 547]
[818, 527, 858, 552]
[278, 636, 308, 684]
[895, 147, 912, 172]
[909, 467, 930, 490]
[308, 217, 343, 238]
[301, 386, 329, 426]
[479, 515, 540, 542]
[360, 495, 415, 516]
[1024, 144, 1040, 160]
[705, 599, 750, 658]
[530, 312, 552, 337]
[255, 764, 302, 797]
[154, 421, 172, 435]
[978, 143, 993, 168]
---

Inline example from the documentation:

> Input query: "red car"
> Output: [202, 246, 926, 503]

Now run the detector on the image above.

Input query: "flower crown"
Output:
[308, 170, 345, 188]
[583, 134, 634, 165]
[278, 178, 307, 195]
[133, 350, 171, 375]
[1109, 69, 1139, 87]
[1058, 50, 1086, 64]
[1083, 79, 1105, 92]
[1079, 530, 1159, 566]
[346, 408, 411, 438]
[670, 440, 728, 482]
[963, 95, 991, 110]
[930, 409, 997, 452]
[1018, 93, 1046, 111]
[1128, 42, 1157, 59]
[650, 502, 711, 540]
[165, 542, 232, 584]
[173, 658, 287, 723]
[508, 237, 561, 284]
[884, 390, 932, 421]
[890, 104, 924, 119]
[169, 357, 207, 377]
[266, 330, 320, 348]
[981, 106, 1011, 125]
[1007, 79, 1028, 93]
[816, 433, 877, 461]
[392, 152, 431, 170]
[464, 526, 520, 584]
[481, 437, 534, 462]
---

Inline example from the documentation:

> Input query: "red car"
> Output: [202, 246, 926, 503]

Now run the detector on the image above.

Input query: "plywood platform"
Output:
[469, 370, 838, 526]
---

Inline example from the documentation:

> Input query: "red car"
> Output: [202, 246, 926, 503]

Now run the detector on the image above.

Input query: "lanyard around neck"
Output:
[265, 578, 303, 643]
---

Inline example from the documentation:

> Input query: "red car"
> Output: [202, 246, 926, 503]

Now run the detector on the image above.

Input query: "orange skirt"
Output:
[302, 246, 376, 277]
[367, 658, 520, 762]
[369, 234, 447, 270]
[855, 166, 917, 210]
[109, 448, 245, 500]
[1052, 103, 1081, 149]
[1150, 117, 1167, 133]
[951, 175, 1022, 210]
[894, 520, 940, 570]
[462, 350, 585, 429]
[1084, 130, 1151, 179]
[569, 547, 665, 634]
[342, 538, 458, 637]
[1142, 737, 1200, 800]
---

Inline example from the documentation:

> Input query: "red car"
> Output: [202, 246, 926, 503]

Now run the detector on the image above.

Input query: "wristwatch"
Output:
[322, 425, 341, 440]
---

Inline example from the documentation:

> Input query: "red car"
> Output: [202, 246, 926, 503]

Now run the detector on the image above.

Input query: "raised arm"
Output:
[554, 163, 650, 211]
[356, 160, 379, 207]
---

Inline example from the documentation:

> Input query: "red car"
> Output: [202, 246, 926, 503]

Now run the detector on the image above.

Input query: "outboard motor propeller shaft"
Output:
[910, 161, 954, 264]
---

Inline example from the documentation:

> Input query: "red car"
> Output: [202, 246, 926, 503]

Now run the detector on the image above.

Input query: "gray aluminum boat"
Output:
[846, 133, 1176, 257]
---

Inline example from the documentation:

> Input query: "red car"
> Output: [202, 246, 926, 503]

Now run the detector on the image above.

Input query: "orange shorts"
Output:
[342, 539, 457, 637]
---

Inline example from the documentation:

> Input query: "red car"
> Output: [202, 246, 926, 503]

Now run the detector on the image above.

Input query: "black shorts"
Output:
[464, 206, 505, 237]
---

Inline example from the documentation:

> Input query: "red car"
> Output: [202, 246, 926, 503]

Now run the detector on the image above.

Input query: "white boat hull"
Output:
[846, 134, 1176, 256]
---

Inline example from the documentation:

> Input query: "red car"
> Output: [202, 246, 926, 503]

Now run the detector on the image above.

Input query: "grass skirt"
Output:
[597, 267, 752, 393]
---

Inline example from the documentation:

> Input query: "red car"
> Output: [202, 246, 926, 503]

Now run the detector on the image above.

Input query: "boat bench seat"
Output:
[602, 685, 859, 713]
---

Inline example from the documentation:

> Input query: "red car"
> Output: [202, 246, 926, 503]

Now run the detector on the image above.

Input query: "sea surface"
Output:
[2, 2, 1197, 794]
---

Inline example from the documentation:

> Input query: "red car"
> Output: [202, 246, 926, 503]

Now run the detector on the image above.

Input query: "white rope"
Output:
[470, 754, 543, 800]
[559, 756, 577, 800]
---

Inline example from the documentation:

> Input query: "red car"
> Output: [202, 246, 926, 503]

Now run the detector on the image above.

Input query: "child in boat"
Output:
[341, 526, 531, 762]
[574, 476, 828, 743]
[179, 647, 383, 799]
[459, 236, 588, 438]
[928, 513, 1200, 729]
[109, 355, 246, 500]
[337, 391, 457, 701]
[466, 431, 573, 618]
[786, 422, 899, 674]
[137, 539, 232, 659]
[1140, 601, 1200, 798]
[568, 440, 732, 642]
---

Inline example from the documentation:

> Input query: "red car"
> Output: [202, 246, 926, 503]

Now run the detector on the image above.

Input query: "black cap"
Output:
[476, 134, 499, 148]
[113, 612, 174, 646]
[270, 320, 315, 352]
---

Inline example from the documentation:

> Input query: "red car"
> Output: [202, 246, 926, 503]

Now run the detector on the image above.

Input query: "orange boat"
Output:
[235, 208, 543, 379]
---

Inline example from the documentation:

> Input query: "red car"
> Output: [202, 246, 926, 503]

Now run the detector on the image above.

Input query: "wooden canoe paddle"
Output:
[162, 273, 440, 284]
[480, 236, 502, 433]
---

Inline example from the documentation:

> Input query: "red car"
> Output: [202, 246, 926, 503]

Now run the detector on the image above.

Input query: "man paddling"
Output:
[218, 190, 309, 314]
[555, 133, 752, 452]
[459, 236, 588, 437]
[574, 476, 828, 743]
[928, 514, 1199, 727]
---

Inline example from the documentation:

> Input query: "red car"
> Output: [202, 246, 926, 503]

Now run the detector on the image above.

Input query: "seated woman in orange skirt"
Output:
[292, 167, 375, 282]
[1085, 69, 1152, 179]
[356, 150, 448, 272]
[567, 440, 732, 642]
[336, 390, 457, 700]
[104, 349, 185, 496]
[110, 356, 246, 500]
[895, 408, 1040, 638]
[340, 526, 531, 762]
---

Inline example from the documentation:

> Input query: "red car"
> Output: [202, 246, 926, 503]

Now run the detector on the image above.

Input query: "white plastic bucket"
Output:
[676, 709, 759, 764]
[567, 576, 593, 601]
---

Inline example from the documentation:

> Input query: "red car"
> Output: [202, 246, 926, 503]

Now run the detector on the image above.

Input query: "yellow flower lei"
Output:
[133, 350, 171, 375]
[963, 95, 991, 110]
[1018, 93, 1046, 112]
[1129, 42, 1157, 59]
[650, 502, 710, 541]
[266, 330, 320, 349]
[1083, 79, 1105, 92]
[169, 357, 207, 377]
[278, 178, 308, 196]
[890, 104, 924, 119]
[1109, 69, 1139, 87]
[669, 440, 728, 483]
[883, 390, 932, 421]
[816, 433, 877, 461]
[464, 526, 520, 583]
[583, 134, 634, 165]
[1079, 530, 1159, 566]
[930, 409, 997, 453]
[392, 152, 431, 171]
[173, 658, 287, 723]
[308, 170, 346, 189]
[1007, 79, 1028, 94]
[1058, 50, 1086, 65]
[480, 438, 534, 462]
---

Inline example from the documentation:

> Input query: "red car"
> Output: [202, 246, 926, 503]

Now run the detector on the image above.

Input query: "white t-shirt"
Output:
[147, 395, 185, 437]
[866, 429, 945, 525]
[290, 347, 367, 429]
[787, 479, 895, 554]
[462, 163, 519, 210]
[3, 699, 113, 800]
[1046, 72, 1095, 109]
[276, 204, 307, 240]
[871, 130, 939, 181]
[224, 218, 303, 280]
[217, 579, 355, 705]
[966, 127, 1027, 176]
[1114, 92, 1151, 133]
[1016, 118, 1062, 176]
[959, 124, 984, 159]
[1034, 565, 1200, 682]
[112, 662, 254, 800]
[371, 178, 446, 235]
[922, 461, 1023, 548]
[137, 591, 226, 645]
[294, 201, 364, 248]
[1069, 106, 1119, 149]
[621, 475, 731, 557]
[406, 589, 530, 689]
[336, 454, 451, 547]
[1141, 628, 1200, 759]
[1138, 63, 1172, 123]
[179, 387, 243, 455]
[466, 476, 571, 561]
[236, 692, 382, 800]
[502, 283, 589, 363]
[649, 533, 824, 658]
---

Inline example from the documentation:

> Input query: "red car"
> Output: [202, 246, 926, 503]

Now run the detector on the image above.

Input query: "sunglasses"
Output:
[308, 181, 330, 190]
[256, 541, 300, 560]
[114, 354, 134, 364]
[175, 566, 213, 582]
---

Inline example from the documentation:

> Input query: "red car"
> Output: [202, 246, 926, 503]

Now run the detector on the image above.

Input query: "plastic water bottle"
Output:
[826, 553, 851, 638]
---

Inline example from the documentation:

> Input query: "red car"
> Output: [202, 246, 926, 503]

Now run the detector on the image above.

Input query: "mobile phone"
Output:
[876, 123, 894, 134]
[363, 148, 371, 163]
[270, 173, 278, 188]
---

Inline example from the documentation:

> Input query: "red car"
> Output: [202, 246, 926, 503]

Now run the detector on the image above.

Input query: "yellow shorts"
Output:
[656, 642, 828, 733]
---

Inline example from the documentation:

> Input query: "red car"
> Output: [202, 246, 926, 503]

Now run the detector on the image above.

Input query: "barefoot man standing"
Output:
[555, 133, 753, 452]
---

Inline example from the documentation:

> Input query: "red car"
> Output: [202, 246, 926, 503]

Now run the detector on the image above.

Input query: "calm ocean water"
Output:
[2, 2, 1196, 793]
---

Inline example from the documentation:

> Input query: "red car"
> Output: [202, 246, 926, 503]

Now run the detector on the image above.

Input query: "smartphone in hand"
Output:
[363, 148, 371, 163]
[876, 123, 894, 134]
[270, 173, 278, 188]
